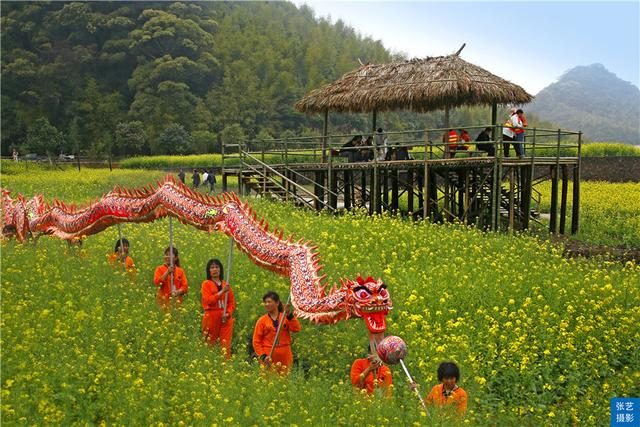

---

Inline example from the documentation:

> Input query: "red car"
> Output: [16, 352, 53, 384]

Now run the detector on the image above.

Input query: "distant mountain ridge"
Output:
[529, 64, 640, 144]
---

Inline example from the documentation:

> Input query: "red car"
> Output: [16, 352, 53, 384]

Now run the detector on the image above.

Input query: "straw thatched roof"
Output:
[295, 55, 533, 113]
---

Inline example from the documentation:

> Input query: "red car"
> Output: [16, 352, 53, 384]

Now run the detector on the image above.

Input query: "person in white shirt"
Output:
[502, 108, 524, 157]
[374, 128, 388, 161]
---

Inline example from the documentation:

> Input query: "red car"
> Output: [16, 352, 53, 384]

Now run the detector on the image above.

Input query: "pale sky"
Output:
[294, 1, 640, 95]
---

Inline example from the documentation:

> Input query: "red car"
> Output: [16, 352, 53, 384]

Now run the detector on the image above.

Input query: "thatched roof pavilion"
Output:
[295, 54, 533, 114]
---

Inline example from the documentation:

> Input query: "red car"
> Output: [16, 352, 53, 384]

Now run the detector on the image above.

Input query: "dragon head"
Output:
[345, 275, 392, 334]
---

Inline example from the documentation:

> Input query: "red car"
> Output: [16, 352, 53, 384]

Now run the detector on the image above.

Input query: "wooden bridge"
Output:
[221, 125, 582, 234]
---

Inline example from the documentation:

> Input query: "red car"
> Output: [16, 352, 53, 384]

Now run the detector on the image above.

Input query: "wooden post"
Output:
[463, 170, 470, 224]
[284, 138, 288, 166]
[314, 170, 325, 211]
[444, 170, 450, 222]
[328, 135, 334, 209]
[372, 109, 377, 132]
[322, 109, 329, 163]
[369, 168, 375, 215]
[550, 165, 559, 234]
[391, 168, 399, 212]
[571, 132, 582, 234]
[360, 169, 367, 208]
[423, 141, 429, 219]
[428, 170, 438, 221]
[372, 121, 379, 214]
[344, 170, 351, 210]
[560, 164, 568, 234]
[383, 168, 389, 207]
[491, 153, 502, 231]
[527, 128, 537, 225]
[407, 169, 414, 214]
[329, 169, 337, 210]
[521, 165, 532, 230]
[444, 107, 451, 159]
[491, 103, 498, 141]
[284, 170, 289, 202]
[508, 167, 515, 233]
[292, 170, 298, 197]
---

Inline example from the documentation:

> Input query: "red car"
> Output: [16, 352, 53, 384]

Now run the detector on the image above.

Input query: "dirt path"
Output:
[551, 235, 640, 263]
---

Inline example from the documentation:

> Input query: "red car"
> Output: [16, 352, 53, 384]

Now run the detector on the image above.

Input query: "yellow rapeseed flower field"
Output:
[1, 166, 638, 425]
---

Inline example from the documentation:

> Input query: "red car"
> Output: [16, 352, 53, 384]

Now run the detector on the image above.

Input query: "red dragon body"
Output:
[2, 176, 391, 335]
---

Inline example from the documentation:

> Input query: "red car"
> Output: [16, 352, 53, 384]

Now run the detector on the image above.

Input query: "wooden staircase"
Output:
[241, 170, 288, 200]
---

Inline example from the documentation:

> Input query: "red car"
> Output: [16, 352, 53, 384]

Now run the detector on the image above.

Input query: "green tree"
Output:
[26, 117, 65, 163]
[115, 121, 147, 156]
[191, 130, 217, 154]
[220, 123, 246, 151]
[158, 123, 192, 155]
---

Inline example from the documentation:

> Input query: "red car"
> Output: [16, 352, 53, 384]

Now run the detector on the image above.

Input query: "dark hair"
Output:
[377, 127, 383, 133]
[114, 238, 130, 253]
[437, 361, 460, 382]
[516, 109, 524, 114]
[263, 291, 284, 312]
[164, 246, 180, 267]
[484, 127, 492, 132]
[206, 258, 224, 281]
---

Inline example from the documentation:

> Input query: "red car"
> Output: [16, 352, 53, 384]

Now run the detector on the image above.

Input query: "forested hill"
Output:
[1, 1, 396, 157]
[528, 64, 640, 145]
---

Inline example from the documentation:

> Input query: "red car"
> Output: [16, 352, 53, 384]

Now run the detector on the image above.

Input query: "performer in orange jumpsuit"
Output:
[108, 238, 135, 272]
[252, 291, 301, 374]
[350, 352, 393, 396]
[201, 258, 235, 357]
[153, 246, 188, 308]
[424, 361, 467, 414]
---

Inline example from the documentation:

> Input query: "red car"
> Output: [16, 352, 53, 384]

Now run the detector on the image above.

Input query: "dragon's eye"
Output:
[379, 288, 389, 298]
[355, 288, 372, 299]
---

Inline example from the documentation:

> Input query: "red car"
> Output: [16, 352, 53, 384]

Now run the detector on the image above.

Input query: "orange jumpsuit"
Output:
[425, 383, 468, 413]
[350, 358, 393, 396]
[108, 253, 135, 272]
[253, 313, 301, 374]
[153, 264, 188, 308]
[201, 279, 235, 356]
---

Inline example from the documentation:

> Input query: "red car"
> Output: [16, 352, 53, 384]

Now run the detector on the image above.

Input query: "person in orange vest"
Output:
[108, 238, 135, 272]
[153, 246, 188, 308]
[424, 361, 468, 414]
[252, 291, 301, 374]
[201, 258, 235, 357]
[442, 129, 459, 158]
[350, 346, 393, 396]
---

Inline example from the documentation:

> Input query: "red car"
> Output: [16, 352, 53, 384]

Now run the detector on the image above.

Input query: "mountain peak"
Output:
[529, 64, 639, 144]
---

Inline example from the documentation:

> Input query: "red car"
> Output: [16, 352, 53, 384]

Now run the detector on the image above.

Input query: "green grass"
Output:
[2, 168, 639, 425]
